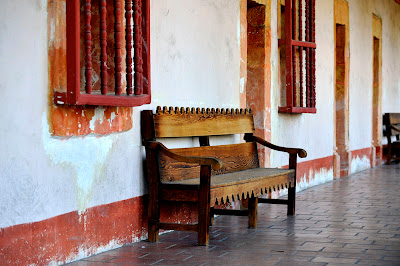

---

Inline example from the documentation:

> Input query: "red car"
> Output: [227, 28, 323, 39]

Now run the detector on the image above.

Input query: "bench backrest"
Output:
[142, 107, 259, 182]
[384, 113, 400, 139]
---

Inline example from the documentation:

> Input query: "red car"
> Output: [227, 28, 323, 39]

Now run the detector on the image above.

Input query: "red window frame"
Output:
[54, 0, 151, 107]
[279, 0, 316, 114]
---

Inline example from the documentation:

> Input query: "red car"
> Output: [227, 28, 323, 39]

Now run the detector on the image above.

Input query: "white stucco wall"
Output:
[0, 0, 50, 227]
[150, 0, 241, 108]
[0, 0, 240, 228]
[271, 0, 400, 167]
[348, 0, 373, 151]
[348, 0, 400, 151]
[377, 1, 400, 113]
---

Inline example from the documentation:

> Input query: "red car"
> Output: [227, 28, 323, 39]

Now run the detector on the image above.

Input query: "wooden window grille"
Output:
[54, 0, 151, 107]
[279, 0, 316, 113]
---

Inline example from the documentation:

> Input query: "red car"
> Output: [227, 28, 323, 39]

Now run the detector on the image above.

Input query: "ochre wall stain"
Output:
[246, 1, 272, 167]
[47, 0, 132, 137]
[239, 0, 248, 109]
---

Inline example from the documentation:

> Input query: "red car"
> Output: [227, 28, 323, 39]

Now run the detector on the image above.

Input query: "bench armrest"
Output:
[145, 141, 223, 170]
[247, 135, 307, 158]
[390, 125, 400, 134]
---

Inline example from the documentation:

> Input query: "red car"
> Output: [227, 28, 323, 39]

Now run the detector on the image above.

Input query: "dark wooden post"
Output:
[288, 153, 297, 215]
[248, 196, 258, 228]
[146, 149, 160, 242]
[141, 110, 160, 242]
[383, 114, 392, 164]
[198, 165, 211, 246]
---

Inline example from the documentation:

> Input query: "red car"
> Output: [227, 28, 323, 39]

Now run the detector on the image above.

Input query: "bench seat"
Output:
[167, 168, 295, 206]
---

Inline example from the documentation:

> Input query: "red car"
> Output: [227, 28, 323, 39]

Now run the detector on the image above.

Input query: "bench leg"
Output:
[287, 186, 296, 215]
[146, 150, 160, 242]
[248, 197, 258, 228]
[386, 146, 392, 164]
[210, 207, 215, 226]
[198, 165, 211, 246]
[148, 195, 160, 242]
[198, 204, 210, 245]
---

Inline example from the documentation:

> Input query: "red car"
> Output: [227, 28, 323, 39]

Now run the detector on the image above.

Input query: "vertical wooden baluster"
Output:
[100, 0, 108, 95]
[292, 0, 297, 106]
[311, 0, 316, 108]
[134, 0, 144, 95]
[115, 0, 123, 95]
[305, 0, 310, 107]
[142, 0, 149, 95]
[285, 0, 294, 109]
[126, 0, 134, 95]
[299, 0, 303, 107]
[84, 0, 92, 94]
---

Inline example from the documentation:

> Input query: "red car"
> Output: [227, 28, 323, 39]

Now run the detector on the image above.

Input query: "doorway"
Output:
[333, 0, 349, 178]
[372, 15, 382, 166]
[335, 23, 349, 178]
[246, 0, 270, 167]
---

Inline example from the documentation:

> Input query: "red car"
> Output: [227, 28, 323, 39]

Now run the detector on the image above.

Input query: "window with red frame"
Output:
[278, 0, 316, 114]
[54, 0, 150, 107]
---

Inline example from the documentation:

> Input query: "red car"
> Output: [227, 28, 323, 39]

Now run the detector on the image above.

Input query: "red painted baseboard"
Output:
[0, 197, 148, 265]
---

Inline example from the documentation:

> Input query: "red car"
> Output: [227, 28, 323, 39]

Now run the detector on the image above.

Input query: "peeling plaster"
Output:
[62, 228, 147, 265]
[254, 111, 265, 130]
[240, 77, 245, 93]
[350, 155, 370, 174]
[269, 167, 334, 199]
[42, 114, 113, 213]
[297, 167, 334, 192]
[89, 108, 106, 130]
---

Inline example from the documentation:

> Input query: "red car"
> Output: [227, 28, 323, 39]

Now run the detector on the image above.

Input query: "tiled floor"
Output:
[68, 164, 400, 265]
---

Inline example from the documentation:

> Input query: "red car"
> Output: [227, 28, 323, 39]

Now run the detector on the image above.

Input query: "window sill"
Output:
[54, 92, 151, 107]
[278, 106, 317, 114]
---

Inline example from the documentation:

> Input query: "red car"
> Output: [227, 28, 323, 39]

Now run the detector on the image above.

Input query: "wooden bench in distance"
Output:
[383, 113, 400, 164]
[141, 107, 307, 245]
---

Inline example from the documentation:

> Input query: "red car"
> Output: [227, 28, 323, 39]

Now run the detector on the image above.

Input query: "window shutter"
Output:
[55, 0, 151, 107]
[279, 0, 316, 114]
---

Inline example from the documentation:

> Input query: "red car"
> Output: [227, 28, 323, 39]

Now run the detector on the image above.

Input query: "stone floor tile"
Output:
[68, 164, 400, 265]
[80, 253, 118, 262]
[311, 256, 358, 264]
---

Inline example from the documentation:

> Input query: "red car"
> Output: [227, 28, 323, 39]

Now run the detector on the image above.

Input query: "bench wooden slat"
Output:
[153, 110, 255, 138]
[169, 168, 295, 206]
[388, 113, 400, 125]
[159, 143, 259, 182]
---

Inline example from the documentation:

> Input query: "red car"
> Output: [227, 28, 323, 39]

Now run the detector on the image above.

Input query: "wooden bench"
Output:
[141, 107, 307, 245]
[383, 113, 400, 164]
